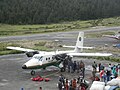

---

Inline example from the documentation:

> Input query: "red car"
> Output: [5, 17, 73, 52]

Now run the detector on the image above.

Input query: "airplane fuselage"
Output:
[22, 53, 61, 70]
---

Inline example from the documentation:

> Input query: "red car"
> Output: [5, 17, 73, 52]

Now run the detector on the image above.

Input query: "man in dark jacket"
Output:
[58, 80, 62, 90]
[73, 61, 77, 73]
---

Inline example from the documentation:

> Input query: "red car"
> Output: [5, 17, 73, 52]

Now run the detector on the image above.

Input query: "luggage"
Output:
[31, 75, 51, 82]
[44, 78, 51, 82]
[90, 81, 105, 90]
[31, 76, 44, 81]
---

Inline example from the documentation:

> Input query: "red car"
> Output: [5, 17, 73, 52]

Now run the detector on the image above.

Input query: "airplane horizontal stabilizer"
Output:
[62, 45, 75, 48]
[77, 46, 94, 49]
[63, 45, 94, 49]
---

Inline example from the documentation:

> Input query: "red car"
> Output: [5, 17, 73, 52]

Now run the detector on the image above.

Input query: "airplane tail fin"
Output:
[74, 32, 84, 53]
[63, 32, 94, 53]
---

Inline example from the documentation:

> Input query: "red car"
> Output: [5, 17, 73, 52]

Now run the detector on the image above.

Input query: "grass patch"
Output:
[0, 40, 59, 55]
[0, 16, 120, 37]
[90, 56, 120, 62]
[0, 42, 23, 55]
[0, 50, 22, 55]
[86, 31, 115, 38]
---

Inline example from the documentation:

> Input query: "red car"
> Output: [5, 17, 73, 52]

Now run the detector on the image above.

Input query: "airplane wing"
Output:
[54, 50, 112, 57]
[7, 46, 47, 53]
[67, 52, 112, 57]
[7, 46, 35, 52]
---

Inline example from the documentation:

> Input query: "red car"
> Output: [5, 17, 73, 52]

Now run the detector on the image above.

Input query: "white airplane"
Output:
[7, 32, 112, 75]
[103, 32, 120, 40]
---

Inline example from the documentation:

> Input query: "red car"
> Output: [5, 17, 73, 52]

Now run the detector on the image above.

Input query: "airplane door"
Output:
[39, 61, 42, 65]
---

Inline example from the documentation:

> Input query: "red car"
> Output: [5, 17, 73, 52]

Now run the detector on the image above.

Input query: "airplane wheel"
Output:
[43, 67, 46, 70]
[31, 70, 35, 76]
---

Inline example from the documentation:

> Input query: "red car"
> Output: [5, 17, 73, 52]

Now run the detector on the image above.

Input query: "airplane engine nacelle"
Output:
[55, 54, 68, 61]
[26, 51, 39, 57]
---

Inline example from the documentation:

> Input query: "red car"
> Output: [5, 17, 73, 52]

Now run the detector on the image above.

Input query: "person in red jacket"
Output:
[65, 79, 69, 90]
[100, 69, 105, 82]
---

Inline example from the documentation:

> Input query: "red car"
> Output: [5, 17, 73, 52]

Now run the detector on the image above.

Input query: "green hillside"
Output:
[0, 17, 120, 36]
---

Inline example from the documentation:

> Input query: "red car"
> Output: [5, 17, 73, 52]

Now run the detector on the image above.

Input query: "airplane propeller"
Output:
[54, 53, 69, 61]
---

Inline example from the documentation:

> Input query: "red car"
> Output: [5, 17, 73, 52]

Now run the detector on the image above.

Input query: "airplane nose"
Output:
[22, 65, 27, 69]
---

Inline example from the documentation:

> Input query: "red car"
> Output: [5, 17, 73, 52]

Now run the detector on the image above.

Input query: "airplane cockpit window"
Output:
[39, 56, 43, 61]
[33, 56, 43, 61]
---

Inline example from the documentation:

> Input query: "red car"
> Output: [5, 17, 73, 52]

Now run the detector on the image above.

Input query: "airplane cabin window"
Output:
[52, 56, 55, 59]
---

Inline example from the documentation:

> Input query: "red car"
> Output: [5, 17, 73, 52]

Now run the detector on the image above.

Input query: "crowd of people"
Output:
[58, 57, 120, 90]
[92, 62, 120, 83]
[57, 56, 88, 90]
[58, 74, 88, 90]
[60, 56, 85, 75]
[89, 61, 120, 90]
[36, 58, 120, 90]
[86, 60, 120, 82]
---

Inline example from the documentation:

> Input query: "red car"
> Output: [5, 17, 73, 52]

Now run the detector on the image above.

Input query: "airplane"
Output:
[103, 32, 120, 40]
[7, 32, 112, 75]
[113, 43, 120, 48]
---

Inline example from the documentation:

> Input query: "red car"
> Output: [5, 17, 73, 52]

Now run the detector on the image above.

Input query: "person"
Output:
[77, 79, 89, 90]
[109, 63, 112, 69]
[77, 69, 84, 84]
[92, 61, 97, 72]
[58, 79, 62, 90]
[80, 60, 85, 70]
[118, 64, 120, 77]
[68, 59, 71, 73]
[77, 84, 86, 90]
[106, 69, 111, 82]
[73, 61, 77, 73]
[65, 79, 69, 90]
[105, 64, 112, 82]
[103, 71, 107, 83]
[79, 60, 85, 78]
[76, 62, 80, 73]
[59, 62, 64, 72]
[63, 56, 69, 72]
[100, 64, 105, 72]
[63, 60, 66, 72]
[100, 68, 105, 82]
[59, 74, 65, 87]
[92, 67, 96, 82]
[72, 78, 77, 90]
[39, 87, 42, 90]
[98, 63, 101, 72]
[69, 80, 73, 90]
[80, 83, 87, 90]
[68, 59, 73, 73]
[112, 65, 117, 78]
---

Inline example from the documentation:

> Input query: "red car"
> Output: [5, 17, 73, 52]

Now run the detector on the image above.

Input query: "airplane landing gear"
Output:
[31, 70, 35, 76]
[43, 67, 46, 70]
